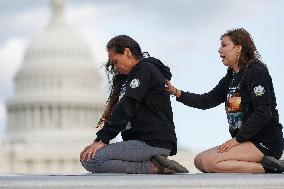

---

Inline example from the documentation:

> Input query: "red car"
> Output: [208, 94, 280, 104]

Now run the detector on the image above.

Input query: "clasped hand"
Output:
[80, 141, 106, 161]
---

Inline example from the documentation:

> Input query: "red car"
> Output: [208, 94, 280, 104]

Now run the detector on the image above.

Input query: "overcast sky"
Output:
[0, 0, 284, 152]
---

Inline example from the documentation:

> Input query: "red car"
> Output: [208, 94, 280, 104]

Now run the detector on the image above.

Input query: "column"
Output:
[42, 105, 50, 128]
[72, 107, 78, 127]
[25, 106, 33, 130]
[79, 108, 84, 127]
[61, 106, 67, 128]
[33, 106, 41, 129]
[22, 107, 27, 130]
[17, 108, 23, 131]
[52, 106, 59, 128]
[14, 109, 19, 131]
[6, 109, 13, 133]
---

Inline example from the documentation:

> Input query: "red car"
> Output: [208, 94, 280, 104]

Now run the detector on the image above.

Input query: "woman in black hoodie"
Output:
[80, 35, 187, 174]
[167, 28, 284, 173]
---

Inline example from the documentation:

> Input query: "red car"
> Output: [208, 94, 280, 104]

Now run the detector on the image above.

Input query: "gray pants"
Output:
[81, 140, 171, 174]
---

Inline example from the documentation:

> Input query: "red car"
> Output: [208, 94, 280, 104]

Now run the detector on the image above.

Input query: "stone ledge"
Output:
[0, 173, 284, 189]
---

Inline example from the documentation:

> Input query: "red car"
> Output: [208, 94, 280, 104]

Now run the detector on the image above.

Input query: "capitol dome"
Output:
[24, 17, 93, 67]
[1, 0, 104, 173]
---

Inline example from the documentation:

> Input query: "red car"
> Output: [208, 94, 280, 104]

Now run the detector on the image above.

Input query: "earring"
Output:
[235, 53, 239, 65]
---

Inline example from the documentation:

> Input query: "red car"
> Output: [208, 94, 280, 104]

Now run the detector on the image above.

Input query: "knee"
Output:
[81, 148, 108, 173]
[194, 154, 201, 169]
[81, 158, 101, 173]
[194, 154, 207, 173]
[194, 153, 218, 173]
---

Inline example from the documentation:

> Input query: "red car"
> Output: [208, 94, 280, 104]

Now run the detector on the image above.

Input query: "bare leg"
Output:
[194, 141, 265, 173]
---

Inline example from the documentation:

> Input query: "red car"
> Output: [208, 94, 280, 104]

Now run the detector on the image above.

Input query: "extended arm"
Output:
[167, 74, 229, 110]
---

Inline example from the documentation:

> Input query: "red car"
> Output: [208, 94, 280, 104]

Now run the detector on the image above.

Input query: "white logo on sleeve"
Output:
[254, 85, 265, 96]
[119, 86, 126, 101]
[259, 143, 269, 150]
[130, 79, 140, 88]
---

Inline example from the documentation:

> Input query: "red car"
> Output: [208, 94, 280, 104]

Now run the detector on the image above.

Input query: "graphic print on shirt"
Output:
[226, 84, 243, 132]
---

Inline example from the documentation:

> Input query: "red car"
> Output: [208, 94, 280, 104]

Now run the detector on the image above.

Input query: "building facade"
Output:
[0, 0, 104, 173]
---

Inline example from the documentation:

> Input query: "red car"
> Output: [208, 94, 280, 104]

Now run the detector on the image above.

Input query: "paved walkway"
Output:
[0, 173, 284, 189]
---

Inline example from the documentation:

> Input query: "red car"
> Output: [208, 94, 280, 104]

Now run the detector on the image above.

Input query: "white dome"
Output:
[23, 0, 93, 67]
[24, 29, 93, 65]
[12, 0, 102, 98]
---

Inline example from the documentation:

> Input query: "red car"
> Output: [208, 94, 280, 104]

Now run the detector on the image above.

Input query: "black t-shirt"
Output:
[226, 72, 243, 136]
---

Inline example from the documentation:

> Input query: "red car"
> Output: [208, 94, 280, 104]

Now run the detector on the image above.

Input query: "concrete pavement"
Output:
[1, 173, 284, 189]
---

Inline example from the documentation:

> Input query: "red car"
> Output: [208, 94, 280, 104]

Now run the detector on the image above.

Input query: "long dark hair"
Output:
[96, 35, 143, 128]
[221, 28, 262, 71]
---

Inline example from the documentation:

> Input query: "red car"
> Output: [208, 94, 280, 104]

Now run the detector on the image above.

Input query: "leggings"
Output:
[81, 140, 171, 174]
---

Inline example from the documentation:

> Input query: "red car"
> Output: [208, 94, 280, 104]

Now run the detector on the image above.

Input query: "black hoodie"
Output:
[95, 57, 177, 155]
[177, 59, 283, 145]
[141, 57, 172, 80]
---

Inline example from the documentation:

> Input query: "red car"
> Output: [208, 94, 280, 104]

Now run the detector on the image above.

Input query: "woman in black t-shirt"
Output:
[167, 28, 284, 173]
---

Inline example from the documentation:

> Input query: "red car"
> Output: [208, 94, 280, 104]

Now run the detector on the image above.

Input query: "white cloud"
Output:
[66, 4, 108, 65]
[0, 7, 48, 41]
[0, 38, 27, 97]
